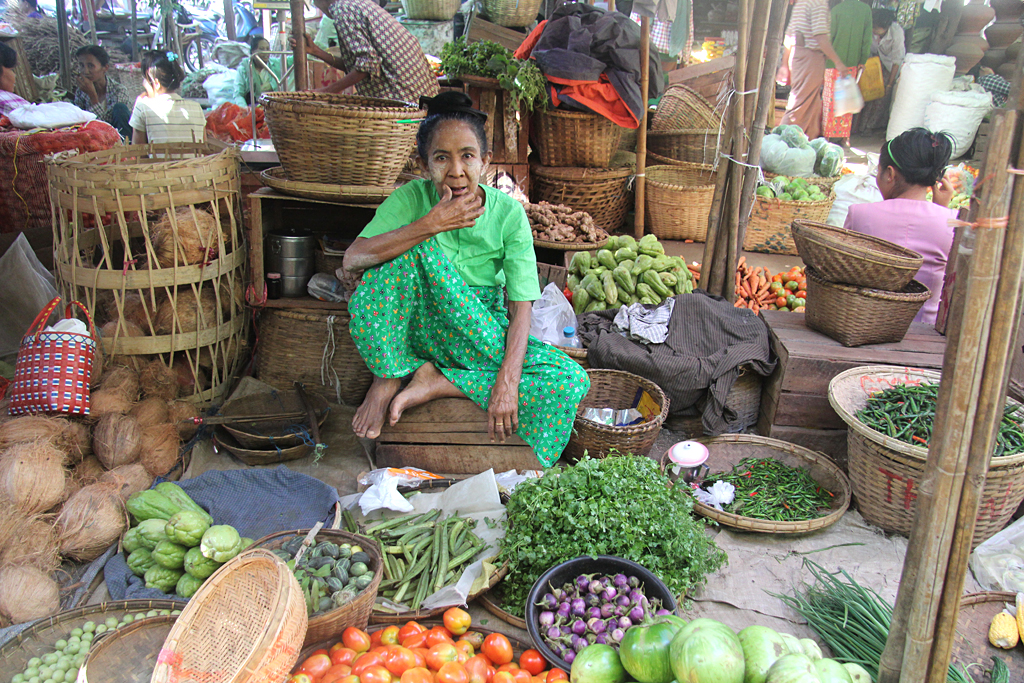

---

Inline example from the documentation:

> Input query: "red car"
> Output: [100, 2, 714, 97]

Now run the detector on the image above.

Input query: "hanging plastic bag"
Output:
[827, 173, 883, 227]
[833, 75, 865, 117]
[970, 515, 1024, 593]
[530, 283, 576, 346]
[858, 57, 885, 102]
[0, 233, 58, 361]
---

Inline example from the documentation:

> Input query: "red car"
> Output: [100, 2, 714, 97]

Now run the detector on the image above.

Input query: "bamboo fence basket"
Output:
[256, 306, 373, 405]
[533, 109, 624, 168]
[81, 614, 176, 683]
[401, 0, 459, 19]
[790, 220, 924, 291]
[645, 164, 717, 241]
[660, 434, 851, 534]
[563, 369, 669, 461]
[47, 144, 248, 405]
[743, 192, 835, 255]
[952, 592, 1024, 677]
[151, 548, 308, 683]
[481, 0, 544, 27]
[260, 93, 425, 187]
[828, 366, 1024, 547]
[648, 129, 721, 165]
[531, 165, 633, 233]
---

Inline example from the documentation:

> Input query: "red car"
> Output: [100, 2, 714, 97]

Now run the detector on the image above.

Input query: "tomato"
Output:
[289, 675, 314, 683]
[772, 274, 783, 283]
[331, 648, 358, 667]
[344, 627, 372, 654]
[482, 634, 513, 666]
[360, 665, 394, 683]
[412, 649, 429, 668]
[461, 632, 485, 649]
[312, 650, 331, 658]
[785, 280, 799, 292]
[533, 676, 547, 683]
[425, 627, 456, 648]
[380, 625, 401, 647]
[437, 662, 470, 683]
[546, 670, 568, 683]
[353, 651, 386, 676]
[400, 622, 427, 642]
[454, 641, 475, 659]
[512, 670, 532, 683]
[795, 290, 807, 299]
[323, 665, 354, 683]
[385, 647, 419, 676]
[465, 655, 493, 683]
[519, 651, 546, 677]
[403, 632, 429, 650]
[443, 608, 472, 636]
[776, 296, 788, 308]
[492, 672, 516, 683]
[793, 305, 805, 312]
[338, 677, 361, 683]
[298, 654, 333, 680]
[496, 664, 519, 674]
[402, 667, 435, 683]
[427, 643, 459, 671]
[371, 630, 385, 649]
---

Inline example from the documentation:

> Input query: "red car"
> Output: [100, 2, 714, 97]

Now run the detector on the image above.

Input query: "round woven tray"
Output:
[648, 128, 721, 165]
[261, 167, 395, 204]
[531, 164, 633, 233]
[82, 615, 176, 683]
[951, 592, 1024, 678]
[563, 369, 669, 461]
[660, 434, 851, 534]
[828, 366, 1024, 546]
[646, 164, 717, 242]
[791, 220, 924, 291]
[533, 236, 609, 252]
[477, 588, 528, 630]
[218, 389, 331, 449]
[805, 266, 931, 347]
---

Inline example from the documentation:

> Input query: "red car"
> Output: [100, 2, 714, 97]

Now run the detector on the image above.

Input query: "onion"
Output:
[93, 414, 143, 469]
[0, 563, 60, 623]
[55, 483, 127, 561]
[0, 440, 67, 514]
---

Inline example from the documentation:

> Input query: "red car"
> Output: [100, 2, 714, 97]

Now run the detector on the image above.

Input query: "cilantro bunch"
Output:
[496, 455, 728, 613]
[439, 38, 548, 113]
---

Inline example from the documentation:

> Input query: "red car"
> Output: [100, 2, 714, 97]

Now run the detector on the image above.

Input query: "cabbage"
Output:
[808, 137, 828, 155]
[779, 125, 810, 149]
[816, 143, 845, 177]
[762, 135, 817, 177]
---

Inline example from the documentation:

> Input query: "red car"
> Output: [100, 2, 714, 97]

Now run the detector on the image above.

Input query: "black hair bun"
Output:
[419, 92, 488, 123]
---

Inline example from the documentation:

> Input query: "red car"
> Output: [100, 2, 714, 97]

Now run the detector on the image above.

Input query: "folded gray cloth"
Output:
[613, 298, 675, 344]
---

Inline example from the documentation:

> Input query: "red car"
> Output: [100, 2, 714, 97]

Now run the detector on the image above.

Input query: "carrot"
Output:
[689, 262, 701, 272]
[747, 273, 758, 291]
[734, 299, 744, 307]
[737, 284, 750, 298]
[751, 302, 760, 313]
[738, 256, 746, 269]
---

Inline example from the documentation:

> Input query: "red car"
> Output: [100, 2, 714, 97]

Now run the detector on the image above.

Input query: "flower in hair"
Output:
[166, 51, 178, 62]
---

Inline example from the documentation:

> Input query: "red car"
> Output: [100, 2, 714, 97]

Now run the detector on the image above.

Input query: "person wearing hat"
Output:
[339, 92, 589, 467]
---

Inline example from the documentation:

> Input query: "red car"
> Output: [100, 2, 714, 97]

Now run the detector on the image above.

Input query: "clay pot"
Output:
[986, 19, 1023, 47]
[958, 0, 997, 34]
[1007, 39, 1022, 62]
[991, 0, 1024, 21]
[997, 61, 1017, 79]
[947, 38, 988, 72]
[981, 47, 1007, 68]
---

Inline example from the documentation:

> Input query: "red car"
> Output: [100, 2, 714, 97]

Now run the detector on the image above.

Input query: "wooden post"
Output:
[290, 0, 307, 91]
[55, 0, 71, 94]
[224, 0, 236, 41]
[700, 121, 733, 296]
[722, 0, 750, 302]
[130, 0, 138, 62]
[634, 15, 651, 240]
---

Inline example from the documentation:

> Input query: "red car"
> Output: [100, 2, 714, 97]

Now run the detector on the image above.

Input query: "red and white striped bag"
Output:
[9, 298, 98, 416]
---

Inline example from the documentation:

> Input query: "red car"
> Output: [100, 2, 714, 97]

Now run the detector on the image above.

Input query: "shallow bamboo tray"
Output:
[791, 220, 924, 291]
[215, 426, 313, 465]
[662, 434, 851, 534]
[219, 389, 331, 449]
[261, 167, 396, 204]
[82, 615, 176, 683]
[532, 235, 609, 252]
[951, 592, 1023, 678]
[477, 587, 529, 629]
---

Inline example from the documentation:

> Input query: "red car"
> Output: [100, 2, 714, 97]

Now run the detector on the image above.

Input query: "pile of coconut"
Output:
[0, 364, 201, 626]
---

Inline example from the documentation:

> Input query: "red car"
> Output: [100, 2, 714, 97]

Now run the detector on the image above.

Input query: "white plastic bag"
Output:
[887, 53, 956, 141]
[203, 70, 238, 108]
[970, 515, 1024, 593]
[7, 102, 95, 129]
[833, 75, 865, 117]
[759, 134, 817, 177]
[530, 282, 576, 345]
[827, 173, 884, 227]
[923, 89, 993, 159]
[0, 234, 58, 361]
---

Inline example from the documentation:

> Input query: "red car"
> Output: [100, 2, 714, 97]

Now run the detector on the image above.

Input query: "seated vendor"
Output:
[844, 128, 955, 325]
[340, 92, 590, 467]
[0, 43, 30, 117]
[74, 45, 132, 139]
[233, 35, 293, 107]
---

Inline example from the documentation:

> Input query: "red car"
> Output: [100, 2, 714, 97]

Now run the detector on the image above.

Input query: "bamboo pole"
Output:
[291, 0, 308, 91]
[723, 0, 750, 302]
[224, 0, 236, 41]
[700, 121, 733, 296]
[742, 0, 770, 130]
[635, 16, 651, 240]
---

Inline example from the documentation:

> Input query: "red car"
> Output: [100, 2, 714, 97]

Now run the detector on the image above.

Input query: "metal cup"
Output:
[680, 462, 710, 484]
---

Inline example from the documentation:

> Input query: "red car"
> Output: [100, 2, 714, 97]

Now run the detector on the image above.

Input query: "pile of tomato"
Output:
[288, 608, 563, 683]
[769, 266, 807, 312]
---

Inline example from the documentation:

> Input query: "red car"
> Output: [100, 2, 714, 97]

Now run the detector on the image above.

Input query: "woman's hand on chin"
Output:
[425, 184, 485, 234]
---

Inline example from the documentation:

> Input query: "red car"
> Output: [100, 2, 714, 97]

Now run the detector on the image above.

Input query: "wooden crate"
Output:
[0, 35, 36, 102]
[757, 310, 947, 471]
[376, 398, 541, 475]
[464, 13, 528, 51]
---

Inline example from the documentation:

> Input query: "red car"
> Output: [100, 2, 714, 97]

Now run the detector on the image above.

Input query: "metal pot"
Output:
[266, 229, 316, 298]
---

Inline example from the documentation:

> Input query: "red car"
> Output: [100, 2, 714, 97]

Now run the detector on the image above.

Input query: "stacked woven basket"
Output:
[790, 220, 931, 346]
[530, 109, 634, 234]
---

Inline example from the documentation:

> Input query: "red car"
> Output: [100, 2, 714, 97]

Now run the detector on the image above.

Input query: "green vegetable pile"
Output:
[755, 175, 828, 203]
[7, 609, 182, 683]
[760, 125, 845, 179]
[180, 66, 224, 99]
[857, 383, 1024, 456]
[271, 535, 376, 617]
[440, 38, 548, 112]
[497, 455, 727, 616]
[122, 483, 251, 599]
[702, 457, 834, 522]
[568, 234, 695, 313]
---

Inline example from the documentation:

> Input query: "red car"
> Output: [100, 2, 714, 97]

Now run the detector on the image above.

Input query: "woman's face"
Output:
[253, 39, 270, 64]
[0, 65, 16, 93]
[77, 54, 107, 83]
[873, 25, 887, 38]
[420, 119, 491, 201]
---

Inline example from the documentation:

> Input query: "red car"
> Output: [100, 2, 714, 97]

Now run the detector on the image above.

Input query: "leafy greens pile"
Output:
[439, 38, 548, 113]
[497, 455, 728, 613]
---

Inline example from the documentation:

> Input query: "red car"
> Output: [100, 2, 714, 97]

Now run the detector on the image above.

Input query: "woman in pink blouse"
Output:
[844, 128, 955, 325]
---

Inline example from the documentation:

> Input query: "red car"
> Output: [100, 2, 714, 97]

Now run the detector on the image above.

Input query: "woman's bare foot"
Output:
[388, 362, 464, 426]
[353, 376, 402, 439]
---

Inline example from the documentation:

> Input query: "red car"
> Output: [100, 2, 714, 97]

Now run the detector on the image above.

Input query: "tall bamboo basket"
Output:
[47, 144, 248, 405]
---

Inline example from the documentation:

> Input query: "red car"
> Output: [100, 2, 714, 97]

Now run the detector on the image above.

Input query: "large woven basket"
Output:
[651, 85, 721, 131]
[533, 109, 624, 168]
[82, 615, 176, 683]
[645, 164, 717, 241]
[481, 0, 543, 26]
[402, 0, 459, 20]
[804, 266, 930, 347]
[648, 129, 721, 165]
[952, 593, 1024, 677]
[563, 369, 669, 461]
[663, 365, 762, 436]
[791, 220, 924, 291]
[660, 434, 851, 534]
[256, 306, 373, 405]
[254, 529, 383, 645]
[531, 165, 633, 233]
[261, 92, 424, 186]
[151, 549, 308, 683]
[744, 193, 835, 255]
[828, 366, 1024, 547]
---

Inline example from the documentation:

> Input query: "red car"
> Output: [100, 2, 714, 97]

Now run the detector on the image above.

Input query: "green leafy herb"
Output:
[440, 38, 548, 113]
[497, 454, 728, 615]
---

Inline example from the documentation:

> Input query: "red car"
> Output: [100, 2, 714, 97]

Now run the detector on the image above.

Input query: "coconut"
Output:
[168, 401, 200, 440]
[98, 463, 154, 501]
[55, 482, 127, 561]
[64, 420, 92, 460]
[154, 288, 218, 335]
[101, 366, 140, 402]
[171, 356, 210, 398]
[130, 397, 171, 428]
[151, 207, 225, 268]
[0, 416, 68, 450]
[121, 292, 156, 333]
[75, 455, 105, 484]
[0, 563, 61, 623]
[100, 319, 147, 340]
[88, 388, 134, 420]
[0, 507, 60, 571]
[0, 441, 67, 514]
[217, 277, 244, 318]
[92, 414, 143, 469]
[138, 360, 178, 401]
[139, 424, 180, 477]
[61, 473, 83, 503]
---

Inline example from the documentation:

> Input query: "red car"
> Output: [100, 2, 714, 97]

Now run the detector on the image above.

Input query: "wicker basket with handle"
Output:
[650, 85, 721, 131]
[261, 92, 425, 187]
[743, 193, 835, 255]
[829, 365, 1024, 548]
[531, 165, 633, 233]
[563, 369, 669, 461]
[648, 129, 721, 165]
[790, 220, 924, 291]
[645, 164, 717, 241]
[533, 109, 624, 168]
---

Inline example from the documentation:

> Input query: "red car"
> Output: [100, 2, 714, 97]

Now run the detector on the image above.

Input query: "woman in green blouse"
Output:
[341, 92, 590, 467]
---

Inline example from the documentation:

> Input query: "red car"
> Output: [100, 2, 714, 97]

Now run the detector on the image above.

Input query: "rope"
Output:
[285, 423, 328, 463]
[321, 315, 342, 405]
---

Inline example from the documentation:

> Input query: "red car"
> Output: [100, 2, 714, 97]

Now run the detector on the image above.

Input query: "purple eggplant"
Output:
[584, 593, 601, 608]
[602, 587, 618, 602]
[575, 574, 592, 593]
[585, 633, 597, 645]
[628, 575, 641, 588]
[547, 625, 562, 641]
[557, 602, 571, 619]
[628, 589, 645, 604]
[655, 608, 671, 616]
[600, 603, 615, 619]
[589, 580, 605, 595]
[616, 595, 630, 607]
[564, 651, 576, 665]
[572, 635, 588, 652]
[610, 628, 626, 644]
[629, 605, 645, 623]
[572, 619, 587, 636]
[595, 634, 609, 645]
[552, 587, 564, 601]
[571, 598, 587, 617]
[538, 593, 558, 611]
[587, 606, 602, 620]
[587, 617, 606, 634]
[560, 625, 572, 636]
[539, 611, 555, 628]
[612, 574, 629, 588]
[614, 605, 626, 617]
[617, 616, 633, 630]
